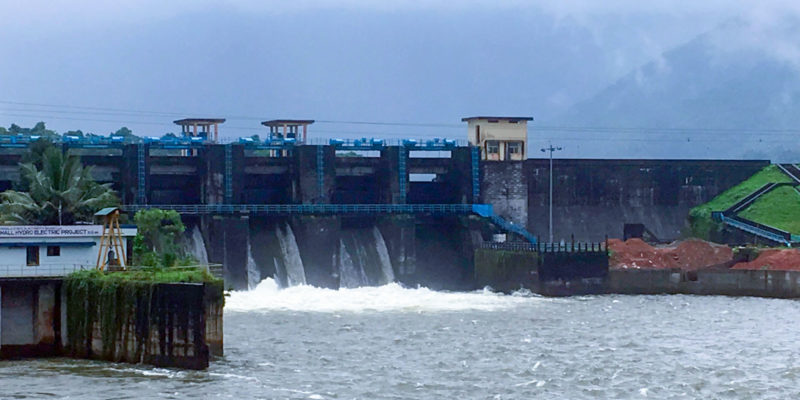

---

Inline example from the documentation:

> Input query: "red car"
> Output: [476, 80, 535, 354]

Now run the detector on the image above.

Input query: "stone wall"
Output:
[480, 161, 527, 225]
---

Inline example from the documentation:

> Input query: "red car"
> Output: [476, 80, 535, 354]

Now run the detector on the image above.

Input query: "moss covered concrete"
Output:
[63, 268, 224, 370]
[474, 248, 538, 293]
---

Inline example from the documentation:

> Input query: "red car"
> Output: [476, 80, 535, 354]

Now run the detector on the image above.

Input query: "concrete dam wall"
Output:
[186, 215, 484, 290]
[482, 159, 769, 242]
[0, 144, 769, 288]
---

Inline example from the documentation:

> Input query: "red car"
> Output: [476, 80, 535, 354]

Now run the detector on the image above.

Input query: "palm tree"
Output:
[0, 147, 118, 225]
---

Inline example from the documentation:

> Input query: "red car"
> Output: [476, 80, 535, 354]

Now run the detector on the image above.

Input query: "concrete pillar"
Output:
[380, 147, 403, 204]
[35, 283, 56, 348]
[221, 216, 250, 290]
[121, 144, 140, 204]
[450, 147, 474, 204]
[229, 144, 246, 203]
[291, 216, 340, 288]
[201, 145, 226, 205]
[294, 145, 334, 204]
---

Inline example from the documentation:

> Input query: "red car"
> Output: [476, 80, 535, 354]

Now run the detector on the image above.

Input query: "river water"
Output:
[2, 279, 800, 399]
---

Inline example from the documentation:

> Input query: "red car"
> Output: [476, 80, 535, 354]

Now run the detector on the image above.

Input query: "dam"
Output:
[0, 118, 767, 289]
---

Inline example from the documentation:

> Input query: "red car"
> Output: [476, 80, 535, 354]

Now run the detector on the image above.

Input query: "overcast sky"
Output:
[0, 0, 798, 151]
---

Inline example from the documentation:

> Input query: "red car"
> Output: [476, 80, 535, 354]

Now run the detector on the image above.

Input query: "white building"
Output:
[0, 225, 137, 278]
[463, 116, 533, 161]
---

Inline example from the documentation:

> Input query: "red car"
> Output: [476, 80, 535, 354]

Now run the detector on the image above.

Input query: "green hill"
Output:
[738, 186, 800, 234]
[688, 165, 793, 238]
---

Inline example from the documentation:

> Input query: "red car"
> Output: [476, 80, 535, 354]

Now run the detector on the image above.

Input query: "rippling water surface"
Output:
[2, 279, 800, 399]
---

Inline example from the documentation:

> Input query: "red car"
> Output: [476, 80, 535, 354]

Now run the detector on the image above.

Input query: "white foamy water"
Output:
[226, 278, 535, 313]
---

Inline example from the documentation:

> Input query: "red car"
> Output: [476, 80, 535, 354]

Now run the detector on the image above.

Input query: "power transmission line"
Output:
[1, 98, 800, 142]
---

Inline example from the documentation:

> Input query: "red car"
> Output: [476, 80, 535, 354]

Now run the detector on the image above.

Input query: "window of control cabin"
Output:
[508, 141, 522, 154]
[487, 141, 499, 154]
[27, 246, 39, 266]
[47, 245, 61, 257]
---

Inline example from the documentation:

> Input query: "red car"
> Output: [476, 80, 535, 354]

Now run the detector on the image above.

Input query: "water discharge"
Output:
[226, 278, 533, 313]
[184, 225, 208, 265]
[245, 241, 260, 290]
[275, 223, 306, 286]
[373, 226, 395, 285]
[338, 239, 366, 288]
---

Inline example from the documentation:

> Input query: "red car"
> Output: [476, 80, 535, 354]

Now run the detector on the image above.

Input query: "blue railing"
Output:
[136, 143, 146, 204]
[0, 134, 471, 149]
[329, 138, 386, 150]
[123, 203, 476, 215]
[121, 203, 538, 244]
[0, 134, 44, 148]
[717, 214, 791, 246]
[471, 146, 480, 201]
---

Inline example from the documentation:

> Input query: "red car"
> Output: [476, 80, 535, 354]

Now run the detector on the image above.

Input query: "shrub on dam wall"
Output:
[64, 268, 223, 369]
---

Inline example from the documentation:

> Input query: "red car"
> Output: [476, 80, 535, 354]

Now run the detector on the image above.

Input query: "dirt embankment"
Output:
[609, 238, 800, 271]
[731, 249, 800, 271]
[608, 238, 733, 270]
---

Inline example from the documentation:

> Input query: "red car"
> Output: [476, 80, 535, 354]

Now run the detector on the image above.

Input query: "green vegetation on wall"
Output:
[64, 268, 223, 360]
[688, 165, 793, 239]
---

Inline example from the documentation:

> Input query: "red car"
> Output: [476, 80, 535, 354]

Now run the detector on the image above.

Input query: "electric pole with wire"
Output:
[541, 144, 562, 243]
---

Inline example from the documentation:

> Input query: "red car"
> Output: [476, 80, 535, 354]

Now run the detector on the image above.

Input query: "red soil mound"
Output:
[732, 249, 800, 271]
[609, 238, 732, 270]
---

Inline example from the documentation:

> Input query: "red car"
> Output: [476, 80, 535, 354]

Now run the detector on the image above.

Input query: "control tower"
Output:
[174, 118, 226, 142]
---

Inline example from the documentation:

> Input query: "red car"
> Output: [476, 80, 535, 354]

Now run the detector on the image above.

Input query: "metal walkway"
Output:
[714, 213, 793, 246]
[777, 164, 800, 185]
[121, 203, 538, 244]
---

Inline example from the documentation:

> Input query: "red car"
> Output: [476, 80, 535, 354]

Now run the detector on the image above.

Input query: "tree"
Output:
[0, 147, 118, 225]
[6, 122, 59, 139]
[132, 208, 186, 267]
[133, 208, 185, 254]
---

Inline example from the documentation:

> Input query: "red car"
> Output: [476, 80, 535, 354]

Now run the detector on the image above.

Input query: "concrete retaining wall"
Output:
[0, 279, 223, 370]
[474, 248, 538, 293]
[607, 268, 800, 298]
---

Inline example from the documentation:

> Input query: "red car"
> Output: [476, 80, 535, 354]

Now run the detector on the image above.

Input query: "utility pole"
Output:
[541, 144, 562, 243]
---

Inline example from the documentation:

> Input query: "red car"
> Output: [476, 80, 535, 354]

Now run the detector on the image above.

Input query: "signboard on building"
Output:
[0, 225, 104, 238]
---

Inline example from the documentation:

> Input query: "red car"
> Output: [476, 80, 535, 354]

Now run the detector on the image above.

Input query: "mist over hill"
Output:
[551, 18, 800, 161]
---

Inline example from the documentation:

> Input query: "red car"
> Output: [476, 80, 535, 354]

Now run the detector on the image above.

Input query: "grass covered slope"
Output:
[738, 186, 800, 234]
[688, 165, 793, 238]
